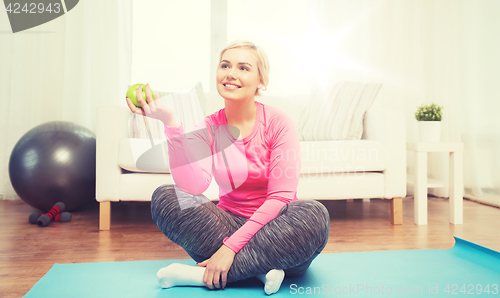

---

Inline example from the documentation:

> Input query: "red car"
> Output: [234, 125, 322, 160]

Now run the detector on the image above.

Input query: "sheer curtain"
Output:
[0, 0, 133, 199]
[457, 0, 500, 206]
[402, 0, 500, 207]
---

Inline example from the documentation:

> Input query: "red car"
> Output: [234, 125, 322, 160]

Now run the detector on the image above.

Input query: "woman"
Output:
[126, 41, 330, 295]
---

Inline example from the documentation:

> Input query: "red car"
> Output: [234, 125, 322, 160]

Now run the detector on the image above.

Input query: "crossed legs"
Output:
[151, 185, 330, 293]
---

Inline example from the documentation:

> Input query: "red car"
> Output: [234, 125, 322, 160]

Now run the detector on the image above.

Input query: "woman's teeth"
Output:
[224, 84, 240, 89]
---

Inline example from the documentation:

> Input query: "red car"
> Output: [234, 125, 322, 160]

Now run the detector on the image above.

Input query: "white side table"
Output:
[406, 142, 464, 225]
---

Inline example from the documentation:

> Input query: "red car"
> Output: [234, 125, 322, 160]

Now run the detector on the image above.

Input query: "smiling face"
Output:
[216, 48, 264, 101]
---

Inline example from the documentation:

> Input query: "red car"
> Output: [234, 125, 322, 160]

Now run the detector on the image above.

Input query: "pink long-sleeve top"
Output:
[164, 101, 301, 253]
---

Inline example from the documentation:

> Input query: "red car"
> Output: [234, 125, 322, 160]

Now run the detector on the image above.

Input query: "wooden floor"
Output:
[1, 196, 499, 297]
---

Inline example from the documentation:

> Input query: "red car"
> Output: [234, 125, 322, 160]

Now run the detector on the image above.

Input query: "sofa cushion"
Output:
[118, 138, 170, 173]
[204, 92, 225, 116]
[298, 82, 382, 141]
[118, 138, 386, 175]
[256, 94, 306, 129]
[128, 83, 206, 139]
[118, 173, 220, 201]
[297, 172, 385, 199]
[203, 92, 307, 129]
[300, 140, 386, 174]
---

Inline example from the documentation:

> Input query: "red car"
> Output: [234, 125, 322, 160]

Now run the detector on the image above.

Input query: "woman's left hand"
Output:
[197, 244, 236, 290]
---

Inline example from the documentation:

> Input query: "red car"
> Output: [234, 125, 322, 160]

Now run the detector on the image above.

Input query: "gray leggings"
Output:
[151, 184, 330, 283]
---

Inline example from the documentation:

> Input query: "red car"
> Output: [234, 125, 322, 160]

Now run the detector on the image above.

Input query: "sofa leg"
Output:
[100, 201, 111, 231]
[390, 197, 403, 225]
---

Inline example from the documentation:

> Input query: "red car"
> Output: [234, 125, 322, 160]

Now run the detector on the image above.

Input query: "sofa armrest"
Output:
[96, 105, 131, 202]
[363, 108, 406, 199]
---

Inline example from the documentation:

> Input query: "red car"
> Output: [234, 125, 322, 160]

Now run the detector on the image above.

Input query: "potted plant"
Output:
[415, 103, 443, 142]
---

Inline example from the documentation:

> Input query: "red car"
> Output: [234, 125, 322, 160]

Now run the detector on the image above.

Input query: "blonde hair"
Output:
[219, 40, 270, 95]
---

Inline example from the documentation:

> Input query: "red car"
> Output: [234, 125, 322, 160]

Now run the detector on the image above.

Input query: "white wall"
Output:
[227, 0, 310, 97]
[131, 0, 211, 92]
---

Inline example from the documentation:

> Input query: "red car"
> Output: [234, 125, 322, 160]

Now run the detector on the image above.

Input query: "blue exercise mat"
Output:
[24, 237, 500, 297]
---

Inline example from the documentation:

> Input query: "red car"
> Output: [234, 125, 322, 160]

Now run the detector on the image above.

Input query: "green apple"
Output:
[126, 84, 155, 108]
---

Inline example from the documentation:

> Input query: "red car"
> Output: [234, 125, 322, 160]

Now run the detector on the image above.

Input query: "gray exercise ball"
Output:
[9, 121, 96, 212]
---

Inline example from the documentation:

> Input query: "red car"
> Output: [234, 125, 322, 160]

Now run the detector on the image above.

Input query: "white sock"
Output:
[156, 263, 205, 288]
[257, 269, 285, 295]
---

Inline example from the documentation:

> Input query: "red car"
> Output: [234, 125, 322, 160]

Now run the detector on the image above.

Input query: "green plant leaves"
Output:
[415, 103, 443, 121]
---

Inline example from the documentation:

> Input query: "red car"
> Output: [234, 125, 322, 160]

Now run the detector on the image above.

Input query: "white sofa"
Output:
[96, 91, 406, 230]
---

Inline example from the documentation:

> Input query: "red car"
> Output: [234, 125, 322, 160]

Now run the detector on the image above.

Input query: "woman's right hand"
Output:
[126, 84, 181, 127]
